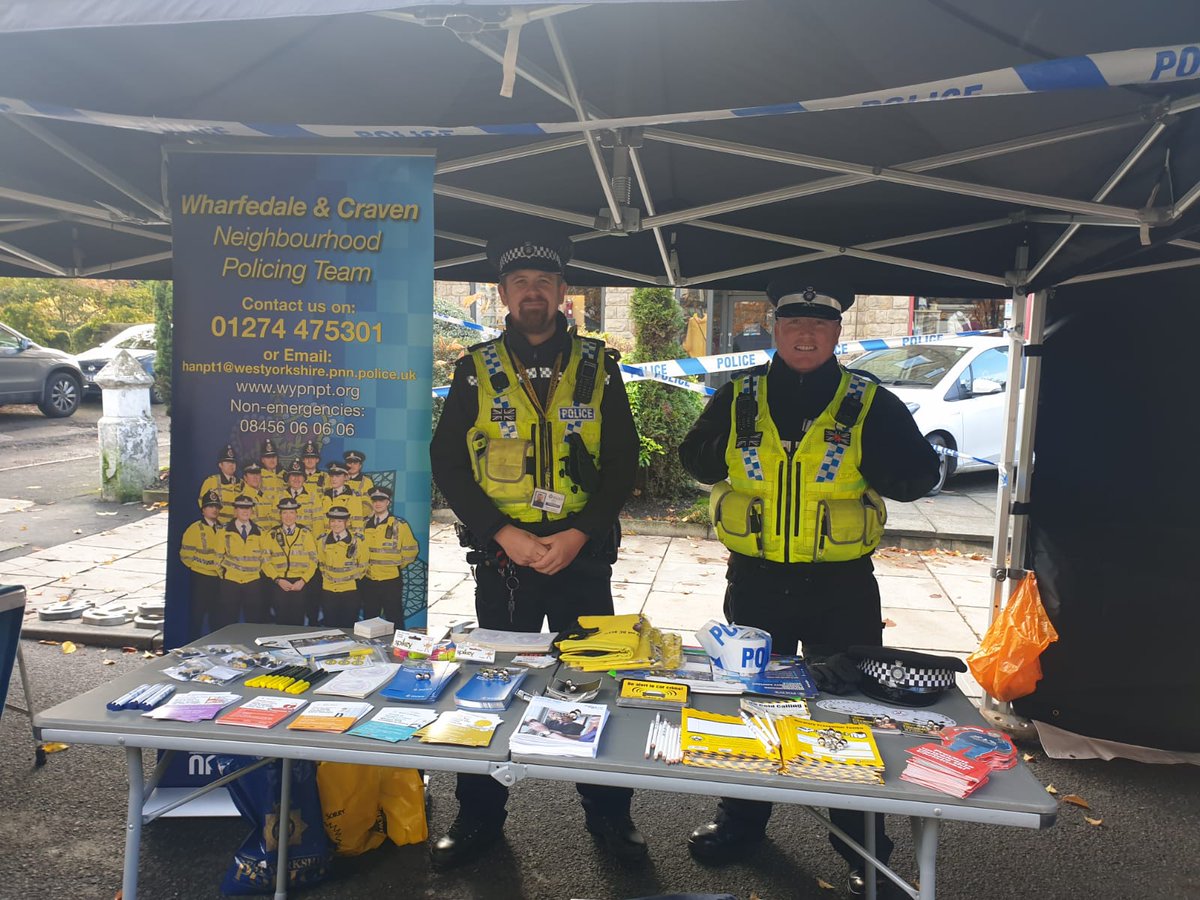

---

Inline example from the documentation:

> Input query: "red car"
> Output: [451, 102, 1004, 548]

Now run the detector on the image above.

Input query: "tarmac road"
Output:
[1, 641, 1197, 900]
[0, 399, 169, 561]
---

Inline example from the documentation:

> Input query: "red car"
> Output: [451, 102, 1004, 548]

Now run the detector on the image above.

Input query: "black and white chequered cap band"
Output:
[498, 242, 563, 274]
[857, 657, 958, 692]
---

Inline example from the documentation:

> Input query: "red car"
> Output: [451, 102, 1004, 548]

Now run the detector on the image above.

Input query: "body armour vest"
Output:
[711, 365, 887, 563]
[467, 334, 605, 523]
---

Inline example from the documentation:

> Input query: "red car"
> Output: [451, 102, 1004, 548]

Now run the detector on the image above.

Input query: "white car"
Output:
[849, 336, 1017, 494]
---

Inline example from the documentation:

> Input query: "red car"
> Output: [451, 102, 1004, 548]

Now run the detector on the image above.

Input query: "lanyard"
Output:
[509, 346, 563, 418]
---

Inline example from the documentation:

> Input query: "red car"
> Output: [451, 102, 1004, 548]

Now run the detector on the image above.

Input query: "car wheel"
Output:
[39, 371, 81, 418]
[926, 433, 956, 496]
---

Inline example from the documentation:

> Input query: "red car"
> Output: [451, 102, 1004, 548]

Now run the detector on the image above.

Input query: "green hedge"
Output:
[626, 287, 704, 503]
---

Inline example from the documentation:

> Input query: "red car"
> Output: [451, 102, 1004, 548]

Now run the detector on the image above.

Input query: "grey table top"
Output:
[34, 624, 1057, 826]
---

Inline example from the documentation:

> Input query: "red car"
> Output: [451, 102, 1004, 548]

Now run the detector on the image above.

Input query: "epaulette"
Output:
[466, 336, 500, 354]
[745, 363, 771, 378]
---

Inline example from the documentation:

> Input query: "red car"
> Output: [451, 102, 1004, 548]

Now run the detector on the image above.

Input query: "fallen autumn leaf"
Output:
[1062, 794, 1090, 809]
[1046, 784, 1058, 795]
[1085, 816, 1104, 826]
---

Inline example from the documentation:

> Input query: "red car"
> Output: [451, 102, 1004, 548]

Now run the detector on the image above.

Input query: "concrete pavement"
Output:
[7, 478, 1002, 700]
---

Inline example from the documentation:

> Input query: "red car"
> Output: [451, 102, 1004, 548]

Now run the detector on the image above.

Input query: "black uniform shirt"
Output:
[430, 312, 638, 544]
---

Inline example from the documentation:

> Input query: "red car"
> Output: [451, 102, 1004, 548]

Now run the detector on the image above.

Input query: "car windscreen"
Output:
[851, 345, 971, 387]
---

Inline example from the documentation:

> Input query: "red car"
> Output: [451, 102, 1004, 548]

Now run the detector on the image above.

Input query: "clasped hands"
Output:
[494, 524, 588, 576]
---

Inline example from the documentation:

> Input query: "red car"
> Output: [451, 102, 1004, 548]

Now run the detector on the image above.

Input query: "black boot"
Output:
[429, 813, 505, 870]
[686, 818, 766, 865]
[585, 812, 648, 860]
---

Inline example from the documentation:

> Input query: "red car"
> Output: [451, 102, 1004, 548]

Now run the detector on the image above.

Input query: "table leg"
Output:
[864, 810, 877, 900]
[911, 816, 939, 900]
[274, 757, 292, 900]
[123, 746, 145, 900]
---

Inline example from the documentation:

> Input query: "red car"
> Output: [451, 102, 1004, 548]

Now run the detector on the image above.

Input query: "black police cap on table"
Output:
[369, 486, 392, 501]
[848, 646, 966, 708]
[486, 229, 573, 278]
[277, 496, 301, 511]
[766, 279, 853, 321]
[326, 506, 351, 519]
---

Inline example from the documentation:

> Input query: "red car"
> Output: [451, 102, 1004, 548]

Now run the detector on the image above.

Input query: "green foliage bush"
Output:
[152, 281, 173, 411]
[430, 296, 479, 508]
[626, 287, 704, 503]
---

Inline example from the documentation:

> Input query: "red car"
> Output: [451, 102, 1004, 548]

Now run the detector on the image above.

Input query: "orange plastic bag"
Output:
[967, 572, 1060, 702]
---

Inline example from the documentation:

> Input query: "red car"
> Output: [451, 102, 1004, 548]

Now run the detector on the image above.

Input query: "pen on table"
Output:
[644, 713, 659, 759]
[138, 684, 175, 710]
[108, 684, 153, 711]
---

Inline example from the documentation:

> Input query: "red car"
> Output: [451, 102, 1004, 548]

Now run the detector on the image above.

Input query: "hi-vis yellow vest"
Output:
[467, 334, 605, 523]
[711, 366, 887, 563]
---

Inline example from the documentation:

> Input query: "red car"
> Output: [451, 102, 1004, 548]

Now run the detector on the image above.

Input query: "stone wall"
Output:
[841, 294, 911, 340]
[601, 286, 635, 340]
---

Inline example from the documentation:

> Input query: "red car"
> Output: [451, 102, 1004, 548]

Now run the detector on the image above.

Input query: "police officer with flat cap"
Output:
[679, 280, 939, 895]
[429, 229, 642, 868]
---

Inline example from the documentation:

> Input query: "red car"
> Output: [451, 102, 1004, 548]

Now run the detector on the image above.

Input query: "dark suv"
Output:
[0, 322, 83, 417]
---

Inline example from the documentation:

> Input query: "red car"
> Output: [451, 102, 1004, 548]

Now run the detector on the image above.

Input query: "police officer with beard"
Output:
[679, 281, 939, 896]
[429, 230, 641, 869]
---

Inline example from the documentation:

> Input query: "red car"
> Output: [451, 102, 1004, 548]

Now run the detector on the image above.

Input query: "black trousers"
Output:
[321, 587, 360, 628]
[454, 557, 633, 824]
[189, 572, 221, 640]
[715, 555, 894, 868]
[305, 572, 323, 626]
[214, 577, 266, 630]
[359, 575, 404, 627]
[269, 578, 308, 626]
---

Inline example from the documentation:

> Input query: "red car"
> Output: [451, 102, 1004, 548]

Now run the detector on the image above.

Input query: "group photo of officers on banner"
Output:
[181, 440, 419, 636]
[175, 226, 951, 896]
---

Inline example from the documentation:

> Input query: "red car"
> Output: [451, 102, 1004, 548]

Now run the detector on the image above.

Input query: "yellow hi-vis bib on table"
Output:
[710, 366, 887, 563]
[466, 334, 604, 523]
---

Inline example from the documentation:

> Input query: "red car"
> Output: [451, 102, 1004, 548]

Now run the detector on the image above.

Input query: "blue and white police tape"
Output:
[1, 44, 1197, 138]
[618, 362, 715, 396]
[434, 312, 500, 337]
[931, 443, 998, 468]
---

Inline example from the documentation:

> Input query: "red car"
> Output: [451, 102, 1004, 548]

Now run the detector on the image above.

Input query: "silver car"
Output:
[0, 322, 83, 417]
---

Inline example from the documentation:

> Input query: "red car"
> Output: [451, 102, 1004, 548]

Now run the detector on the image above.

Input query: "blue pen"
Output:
[108, 683, 154, 711]
[137, 684, 176, 710]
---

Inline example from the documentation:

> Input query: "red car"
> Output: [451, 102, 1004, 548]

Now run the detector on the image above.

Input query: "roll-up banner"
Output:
[165, 149, 434, 651]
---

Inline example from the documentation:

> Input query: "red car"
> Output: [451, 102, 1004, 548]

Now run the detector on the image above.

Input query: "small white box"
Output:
[354, 616, 395, 639]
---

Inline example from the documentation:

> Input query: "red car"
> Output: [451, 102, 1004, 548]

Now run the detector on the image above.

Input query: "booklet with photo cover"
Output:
[509, 696, 609, 758]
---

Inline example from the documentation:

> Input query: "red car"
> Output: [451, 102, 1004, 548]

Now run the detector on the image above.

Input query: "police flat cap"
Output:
[487, 229, 573, 277]
[766, 280, 853, 320]
[849, 646, 966, 707]
[326, 505, 351, 519]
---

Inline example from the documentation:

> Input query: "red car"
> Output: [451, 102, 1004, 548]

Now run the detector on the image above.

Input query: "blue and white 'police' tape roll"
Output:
[697, 620, 772, 677]
[1, 45, 1197, 138]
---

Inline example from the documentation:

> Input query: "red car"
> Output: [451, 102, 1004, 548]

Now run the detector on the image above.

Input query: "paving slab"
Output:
[932, 571, 995, 609]
[882, 607, 980, 654]
[641, 589, 725, 632]
[877, 574, 957, 611]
